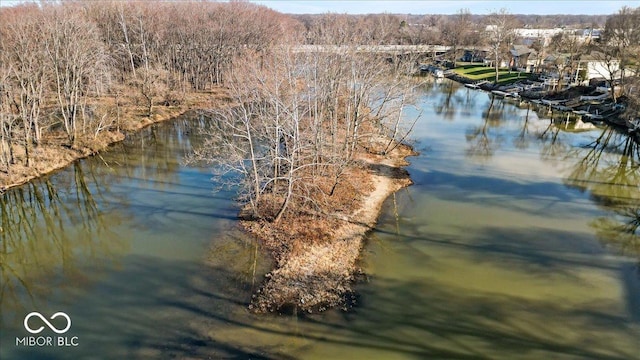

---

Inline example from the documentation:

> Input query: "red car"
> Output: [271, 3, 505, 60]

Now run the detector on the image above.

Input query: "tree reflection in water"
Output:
[0, 162, 126, 323]
[537, 114, 572, 164]
[0, 116, 207, 324]
[459, 89, 639, 270]
[513, 104, 532, 150]
[563, 127, 640, 266]
[466, 96, 503, 159]
[433, 80, 466, 121]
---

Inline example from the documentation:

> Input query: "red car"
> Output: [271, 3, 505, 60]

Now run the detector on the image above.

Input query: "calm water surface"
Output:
[1, 80, 639, 359]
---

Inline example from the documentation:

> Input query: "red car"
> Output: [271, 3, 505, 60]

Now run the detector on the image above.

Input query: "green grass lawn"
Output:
[454, 64, 532, 84]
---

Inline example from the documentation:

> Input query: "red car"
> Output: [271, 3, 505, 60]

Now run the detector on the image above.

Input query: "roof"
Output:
[578, 51, 618, 62]
[510, 45, 536, 57]
[543, 54, 569, 63]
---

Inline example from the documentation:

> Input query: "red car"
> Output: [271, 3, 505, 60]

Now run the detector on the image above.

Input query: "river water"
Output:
[1, 80, 639, 359]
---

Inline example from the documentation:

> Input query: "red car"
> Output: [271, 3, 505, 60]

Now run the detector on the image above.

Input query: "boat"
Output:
[541, 99, 564, 106]
[551, 104, 571, 111]
[465, 80, 489, 89]
[579, 93, 610, 101]
[626, 119, 639, 134]
[491, 90, 520, 99]
[418, 64, 444, 78]
[584, 113, 604, 120]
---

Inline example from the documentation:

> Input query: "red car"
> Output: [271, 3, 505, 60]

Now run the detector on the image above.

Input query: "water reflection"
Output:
[0, 162, 126, 323]
[350, 276, 637, 360]
[105, 116, 206, 187]
[1, 112, 283, 360]
[538, 121, 572, 163]
[0, 114, 214, 326]
[464, 95, 521, 159]
[339, 81, 640, 358]
[563, 127, 640, 264]
[459, 87, 640, 268]
[433, 80, 465, 121]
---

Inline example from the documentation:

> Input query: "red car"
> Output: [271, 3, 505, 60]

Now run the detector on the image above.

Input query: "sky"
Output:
[0, 0, 638, 15]
[252, 0, 640, 15]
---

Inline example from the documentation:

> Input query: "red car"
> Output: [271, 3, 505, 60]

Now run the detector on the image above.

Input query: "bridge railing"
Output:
[289, 44, 451, 53]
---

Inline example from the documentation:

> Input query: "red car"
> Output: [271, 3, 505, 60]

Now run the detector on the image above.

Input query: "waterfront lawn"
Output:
[454, 64, 532, 84]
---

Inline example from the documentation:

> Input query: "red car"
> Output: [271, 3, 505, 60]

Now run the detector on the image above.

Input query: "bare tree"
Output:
[42, 5, 109, 146]
[441, 9, 472, 67]
[191, 17, 420, 224]
[595, 6, 640, 103]
[0, 55, 17, 174]
[2, 8, 49, 166]
[486, 9, 516, 83]
[548, 31, 586, 90]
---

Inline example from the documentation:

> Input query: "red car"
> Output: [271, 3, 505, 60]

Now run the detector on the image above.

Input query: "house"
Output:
[578, 29, 602, 44]
[541, 51, 626, 85]
[461, 48, 489, 63]
[509, 45, 537, 71]
[542, 54, 568, 72]
[576, 52, 621, 81]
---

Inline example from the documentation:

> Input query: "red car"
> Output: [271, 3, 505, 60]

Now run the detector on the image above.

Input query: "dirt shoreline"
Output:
[0, 113, 178, 192]
[0, 91, 227, 193]
[247, 139, 415, 313]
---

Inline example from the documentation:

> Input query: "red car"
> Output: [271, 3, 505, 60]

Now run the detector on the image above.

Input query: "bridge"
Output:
[290, 44, 451, 56]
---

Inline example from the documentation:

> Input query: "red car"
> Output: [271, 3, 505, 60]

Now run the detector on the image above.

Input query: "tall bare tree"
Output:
[441, 9, 472, 67]
[596, 6, 640, 103]
[548, 31, 586, 90]
[42, 5, 108, 146]
[2, 8, 49, 166]
[486, 9, 517, 83]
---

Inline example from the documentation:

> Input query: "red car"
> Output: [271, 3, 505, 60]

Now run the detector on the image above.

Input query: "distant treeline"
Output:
[292, 13, 610, 45]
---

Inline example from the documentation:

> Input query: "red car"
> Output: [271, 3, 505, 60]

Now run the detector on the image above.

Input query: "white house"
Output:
[578, 52, 621, 81]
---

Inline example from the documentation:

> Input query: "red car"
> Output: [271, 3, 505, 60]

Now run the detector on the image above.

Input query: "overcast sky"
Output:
[1, 0, 638, 15]
[252, 1, 639, 15]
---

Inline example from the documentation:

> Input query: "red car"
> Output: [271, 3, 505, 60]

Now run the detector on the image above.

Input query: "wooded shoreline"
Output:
[0, 91, 227, 193]
[2, 1, 420, 314]
[1, 98, 416, 314]
[245, 138, 415, 313]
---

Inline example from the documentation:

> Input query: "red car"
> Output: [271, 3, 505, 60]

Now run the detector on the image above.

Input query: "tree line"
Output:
[1, 1, 637, 223]
[1, 1, 419, 223]
[0, 1, 295, 175]
[292, 13, 610, 46]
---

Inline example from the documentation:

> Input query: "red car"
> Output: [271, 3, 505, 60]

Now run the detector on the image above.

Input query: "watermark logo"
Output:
[24, 312, 71, 334]
[16, 312, 79, 347]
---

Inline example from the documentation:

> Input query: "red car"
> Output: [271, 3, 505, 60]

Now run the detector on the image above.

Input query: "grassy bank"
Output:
[453, 63, 532, 84]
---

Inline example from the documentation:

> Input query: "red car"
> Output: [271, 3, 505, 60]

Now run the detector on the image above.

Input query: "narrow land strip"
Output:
[247, 139, 415, 313]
